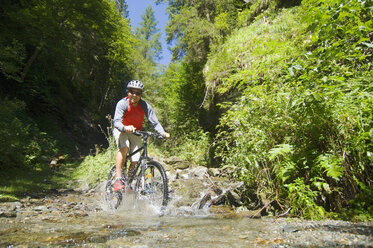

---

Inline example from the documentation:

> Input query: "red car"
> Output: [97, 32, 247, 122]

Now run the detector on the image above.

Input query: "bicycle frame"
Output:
[106, 130, 169, 209]
[125, 132, 153, 183]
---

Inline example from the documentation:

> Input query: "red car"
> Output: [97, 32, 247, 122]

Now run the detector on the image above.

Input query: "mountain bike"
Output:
[105, 130, 169, 209]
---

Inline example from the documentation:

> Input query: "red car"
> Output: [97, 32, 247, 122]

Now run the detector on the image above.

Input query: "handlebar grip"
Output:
[133, 130, 164, 139]
[133, 130, 141, 136]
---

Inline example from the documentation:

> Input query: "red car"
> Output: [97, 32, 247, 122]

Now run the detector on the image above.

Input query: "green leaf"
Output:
[361, 42, 373, 48]
[269, 144, 294, 161]
[316, 154, 345, 180]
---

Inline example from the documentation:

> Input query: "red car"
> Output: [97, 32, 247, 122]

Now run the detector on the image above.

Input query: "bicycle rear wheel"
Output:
[105, 165, 125, 209]
[135, 160, 169, 207]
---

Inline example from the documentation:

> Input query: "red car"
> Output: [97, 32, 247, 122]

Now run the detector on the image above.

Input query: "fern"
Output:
[268, 144, 293, 161]
[269, 144, 297, 183]
[316, 154, 345, 181]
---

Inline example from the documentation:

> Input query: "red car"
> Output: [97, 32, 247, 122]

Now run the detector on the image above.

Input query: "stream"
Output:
[1, 164, 372, 247]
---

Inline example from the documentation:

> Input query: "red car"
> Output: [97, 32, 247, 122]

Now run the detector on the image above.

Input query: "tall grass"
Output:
[73, 118, 117, 188]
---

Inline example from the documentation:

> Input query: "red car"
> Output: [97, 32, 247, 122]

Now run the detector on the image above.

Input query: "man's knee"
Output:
[118, 146, 129, 155]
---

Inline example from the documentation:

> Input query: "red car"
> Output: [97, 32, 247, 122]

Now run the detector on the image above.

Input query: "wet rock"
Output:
[68, 212, 89, 218]
[166, 156, 190, 170]
[0, 202, 17, 211]
[190, 166, 208, 179]
[76, 180, 91, 192]
[165, 156, 184, 165]
[49, 206, 59, 211]
[87, 235, 108, 243]
[33, 205, 49, 212]
[283, 224, 300, 233]
[93, 181, 106, 193]
[209, 205, 235, 216]
[0, 202, 22, 218]
[167, 171, 178, 182]
[227, 190, 243, 206]
[0, 210, 17, 218]
[12, 201, 23, 210]
[208, 168, 220, 177]
[219, 165, 232, 175]
[176, 169, 189, 179]
[175, 162, 190, 170]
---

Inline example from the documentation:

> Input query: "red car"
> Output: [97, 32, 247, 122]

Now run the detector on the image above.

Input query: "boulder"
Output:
[190, 166, 208, 179]
[208, 168, 221, 177]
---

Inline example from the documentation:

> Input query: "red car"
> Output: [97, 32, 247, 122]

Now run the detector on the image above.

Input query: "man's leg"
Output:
[127, 161, 137, 179]
[116, 146, 129, 179]
[127, 133, 141, 179]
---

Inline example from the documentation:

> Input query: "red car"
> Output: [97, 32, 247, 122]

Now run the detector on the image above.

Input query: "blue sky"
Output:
[126, 0, 171, 65]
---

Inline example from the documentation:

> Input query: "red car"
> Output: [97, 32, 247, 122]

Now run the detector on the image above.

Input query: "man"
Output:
[112, 80, 170, 191]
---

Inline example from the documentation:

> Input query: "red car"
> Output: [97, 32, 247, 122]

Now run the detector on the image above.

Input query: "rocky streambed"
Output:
[0, 160, 372, 247]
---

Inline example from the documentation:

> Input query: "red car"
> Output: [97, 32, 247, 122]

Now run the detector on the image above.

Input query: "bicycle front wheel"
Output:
[105, 165, 125, 209]
[135, 160, 169, 207]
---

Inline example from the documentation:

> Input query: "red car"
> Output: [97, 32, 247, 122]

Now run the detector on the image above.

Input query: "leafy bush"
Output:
[167, 128, 210, 165]
[74, 146, 116, 188]
[286, 178, 327, 219]
[73, 118, 117, 188]
[209, 0, 372, 219]
[0, 99, 57, 169]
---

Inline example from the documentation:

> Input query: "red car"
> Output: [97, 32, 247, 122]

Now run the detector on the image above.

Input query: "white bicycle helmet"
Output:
[127, 80, 144, 91]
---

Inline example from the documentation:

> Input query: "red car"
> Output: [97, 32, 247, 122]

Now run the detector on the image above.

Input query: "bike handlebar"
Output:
[133, 130, 163, 139]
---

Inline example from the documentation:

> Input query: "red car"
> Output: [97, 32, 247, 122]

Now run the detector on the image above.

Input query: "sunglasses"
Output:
[129, 90, 142, 96]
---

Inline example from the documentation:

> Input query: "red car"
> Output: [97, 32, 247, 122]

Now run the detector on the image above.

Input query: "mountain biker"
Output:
[112, 80, 170, 191]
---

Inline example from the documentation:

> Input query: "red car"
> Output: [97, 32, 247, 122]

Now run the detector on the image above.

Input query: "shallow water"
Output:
[0, 190, 372, 247]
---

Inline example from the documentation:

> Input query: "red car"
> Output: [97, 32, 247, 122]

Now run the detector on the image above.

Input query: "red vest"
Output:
[122, 101, 145, 130]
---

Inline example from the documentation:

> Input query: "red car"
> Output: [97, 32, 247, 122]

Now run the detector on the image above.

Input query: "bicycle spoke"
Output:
[135, 161, 168, 207]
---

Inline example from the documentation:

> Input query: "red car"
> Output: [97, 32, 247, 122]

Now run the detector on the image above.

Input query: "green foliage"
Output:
[205, 7, 304, 94]
[73, 116, 118, 188]
[135, 5, 162, 63]
[162, 62, 206, 132]
[0, 39, 25, 82]
[210, 0, 372, 219]
[116, 0, 129, 18]
[0, 99, 58, 169]
[341, 178, 373, 221]
[0, 0, 135, 120]
[133, 4, 164, 111]
[164, 0, 253, 62]
[302, 0, 372, 70]
[168, 129, 210, 165]
[0, 0, 136, 198]
[269, 144, 297, 183]
[286, 178, 327, 219]
[0, 156, 79, 201]
[74, 146, 116, 188]
[0, 100, 79, 201]
[152, 61, 210, 165]
[0, 0, 370, 222]
[316, 154, 344, 180]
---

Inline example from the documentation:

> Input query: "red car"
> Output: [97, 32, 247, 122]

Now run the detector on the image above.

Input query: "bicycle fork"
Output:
[139, 160, 156, 195]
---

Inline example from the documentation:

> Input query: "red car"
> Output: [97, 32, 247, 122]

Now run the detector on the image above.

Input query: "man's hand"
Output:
[124, 125, 136, 133]
[162, 132, 170, 139]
